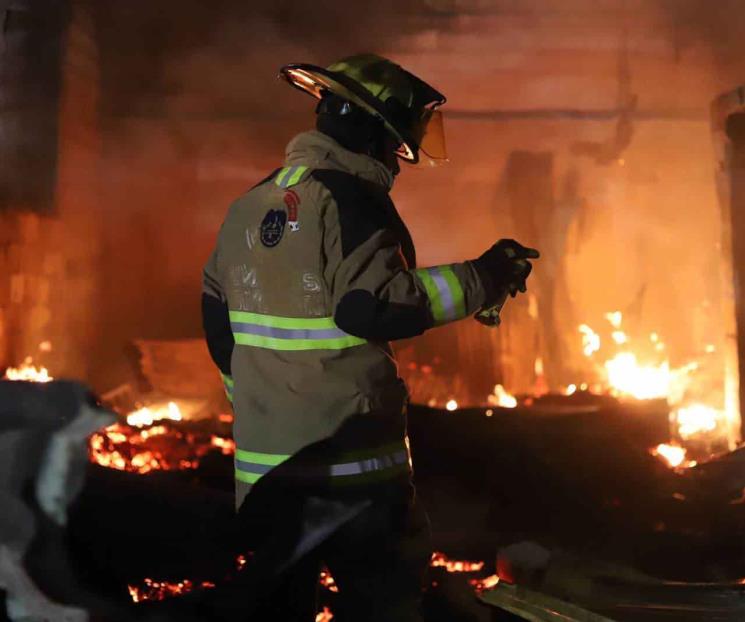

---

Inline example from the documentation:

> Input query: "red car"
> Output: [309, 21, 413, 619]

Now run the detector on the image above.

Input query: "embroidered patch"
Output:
[260, 209, 287, 248]
[284, 190, 301, 232]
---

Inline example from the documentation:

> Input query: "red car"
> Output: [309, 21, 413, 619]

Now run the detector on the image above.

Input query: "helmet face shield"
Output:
[417, 108, 448, 165]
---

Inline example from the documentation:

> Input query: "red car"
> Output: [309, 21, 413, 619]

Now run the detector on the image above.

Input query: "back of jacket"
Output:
[203, 130, 487, 506]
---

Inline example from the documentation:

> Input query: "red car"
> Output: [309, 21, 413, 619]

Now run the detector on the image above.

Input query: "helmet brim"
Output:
[280, 63, 437, 163]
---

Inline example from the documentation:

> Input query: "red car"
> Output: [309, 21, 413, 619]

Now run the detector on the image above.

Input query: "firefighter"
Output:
[201, 54, 538, 621]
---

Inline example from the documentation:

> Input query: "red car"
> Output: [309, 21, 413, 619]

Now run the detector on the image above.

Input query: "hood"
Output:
[284, 130, 394, 191]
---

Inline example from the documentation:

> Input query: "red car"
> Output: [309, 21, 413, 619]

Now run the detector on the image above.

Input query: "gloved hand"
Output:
[471, 239, 540, 304]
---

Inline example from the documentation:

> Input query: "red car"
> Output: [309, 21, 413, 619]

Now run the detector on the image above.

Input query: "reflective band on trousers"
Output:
[234, 440, 411, 485]
[414, 265, 466, 325]
[275, 165, 309, 188]
[229, 311, 366, 351]
[221, 373, 234, 402]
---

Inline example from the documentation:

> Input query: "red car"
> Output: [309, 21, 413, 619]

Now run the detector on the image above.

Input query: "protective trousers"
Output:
[248, 488, 432, 622]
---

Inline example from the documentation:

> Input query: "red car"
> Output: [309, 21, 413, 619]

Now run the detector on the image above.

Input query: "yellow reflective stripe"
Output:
[233, 333, 365, 351]
[235, 470, 261, 484]
[234, 440, 411, 486]
[229, 311, 337, 330]
[274, 165, 309, 188]
[286, 165, 308, 186]
[415, 265, 467, 325]
[274, 167, 292, 187]
[235, 448, 291, 465]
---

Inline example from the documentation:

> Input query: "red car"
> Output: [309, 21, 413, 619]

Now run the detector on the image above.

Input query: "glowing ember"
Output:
[127, 578, 215, 603]
[651, 443, 690, 469]
[579, 324, 601, 356]
[316, 607, 334, 622]
[89, 422, 233, 475]
[612, 330, 628, 345]
[4, 357, 53, 382]
[565, 384, 577, 396]
[127, 402, 183, 427]
[674, 403, 721, 439]
[469, 574, 500, 593]
[210, 435, 236, 454]
[430, 552, 484, 573]
[445, 399, 458, 411]
[488, 384, 517, 408]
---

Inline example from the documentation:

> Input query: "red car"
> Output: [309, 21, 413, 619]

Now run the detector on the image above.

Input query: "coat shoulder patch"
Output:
[260, 209, 287, 247]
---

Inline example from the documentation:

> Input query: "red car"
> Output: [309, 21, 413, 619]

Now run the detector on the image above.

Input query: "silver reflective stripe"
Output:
[429, 269, 457, 321]
[329, 450, 410, 477]
[234, 444, 411, 484]
[230, 322, 349, 341]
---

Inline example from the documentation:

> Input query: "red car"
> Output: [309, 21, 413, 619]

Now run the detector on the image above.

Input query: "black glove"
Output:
[471, 239, 540, 304]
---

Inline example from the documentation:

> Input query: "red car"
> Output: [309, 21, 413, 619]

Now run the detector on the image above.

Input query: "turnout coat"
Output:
[202, 130, 487, 507]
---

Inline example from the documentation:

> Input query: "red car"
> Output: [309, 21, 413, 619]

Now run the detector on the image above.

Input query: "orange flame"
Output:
[126, 402, 183, 428]
[651, 443, 694, 469]
[488, 384, 518, 408]
[315, 607, 334, 622]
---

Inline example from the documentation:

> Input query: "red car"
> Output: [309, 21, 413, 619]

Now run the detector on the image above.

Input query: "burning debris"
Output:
[127, 578, 216, 603]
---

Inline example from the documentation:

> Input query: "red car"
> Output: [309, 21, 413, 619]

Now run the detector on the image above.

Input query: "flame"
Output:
[316, 607, 334, 622]
[127, 402, 182, 427]
[612, 330, 628, 345]
[674, 403, 722, 439]
[651, 443, 692, 469]
[319, 569, 338, 593]
[445, 399, 458, 411]
[605, 311, 622, 329]
[4, 357, 53, 382]
[488, 384, 518, 408]
[430, 552, 484, 573]
[565, 384, 577, 396]
[604, 353, 671, 400]
[579, 324, 601, 356]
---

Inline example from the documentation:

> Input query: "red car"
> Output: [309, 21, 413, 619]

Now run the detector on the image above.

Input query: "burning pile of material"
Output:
[3, 356, 53, 382]
[88, 401, 234, 475]
[572, 311, 736, 466]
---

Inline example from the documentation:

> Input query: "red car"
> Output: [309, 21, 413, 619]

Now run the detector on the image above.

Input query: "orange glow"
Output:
[4, 357, 53, 382]
[430, 551, 484, 573]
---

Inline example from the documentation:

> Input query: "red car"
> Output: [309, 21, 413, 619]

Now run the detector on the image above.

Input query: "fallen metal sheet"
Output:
[478, 582, 615, 621]
[479, 579, 745, 622]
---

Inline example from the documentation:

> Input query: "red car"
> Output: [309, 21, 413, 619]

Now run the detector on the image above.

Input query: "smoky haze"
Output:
[6, 0, 745, 411]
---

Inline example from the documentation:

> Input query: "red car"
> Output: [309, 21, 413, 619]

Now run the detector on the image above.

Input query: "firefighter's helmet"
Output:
[279, 53, 447, 165]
